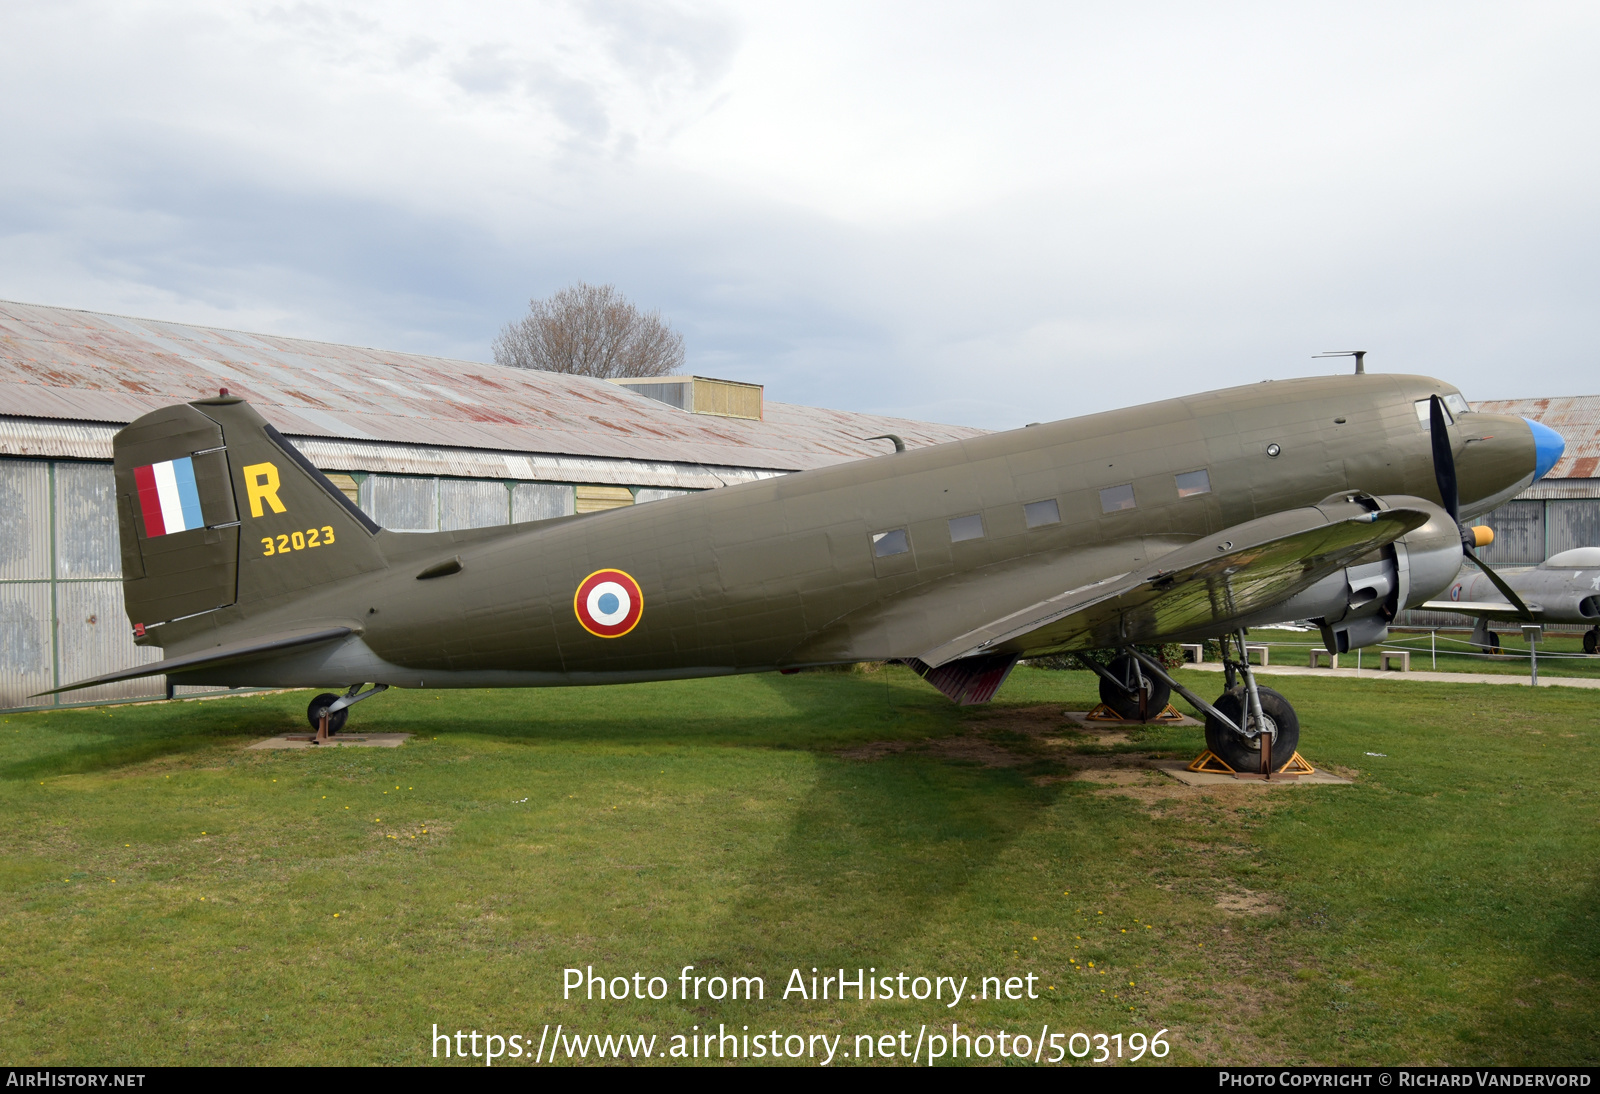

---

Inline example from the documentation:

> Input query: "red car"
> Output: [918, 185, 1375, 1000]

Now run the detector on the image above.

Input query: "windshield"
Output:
[1415, 393, 1471, 427]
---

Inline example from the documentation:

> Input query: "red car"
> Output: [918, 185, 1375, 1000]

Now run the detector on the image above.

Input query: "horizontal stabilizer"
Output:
[37, 627, 353, 696]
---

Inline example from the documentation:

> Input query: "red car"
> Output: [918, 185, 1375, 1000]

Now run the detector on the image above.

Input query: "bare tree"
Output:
[492, 282, 686, 378]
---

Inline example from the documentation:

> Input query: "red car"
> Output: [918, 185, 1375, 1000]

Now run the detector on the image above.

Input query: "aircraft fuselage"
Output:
[162, 373, 1540, 689]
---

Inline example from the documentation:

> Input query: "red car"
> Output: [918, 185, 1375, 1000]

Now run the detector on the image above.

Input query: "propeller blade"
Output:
[1429, 394, 1459, 524]
[1462, 552, 1536, 621]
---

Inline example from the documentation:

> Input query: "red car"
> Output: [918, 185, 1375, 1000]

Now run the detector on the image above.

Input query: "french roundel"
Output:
[574, 569, 644, 638]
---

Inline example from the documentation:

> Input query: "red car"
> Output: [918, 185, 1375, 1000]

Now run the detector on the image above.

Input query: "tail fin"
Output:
[115, 396, 386, 631]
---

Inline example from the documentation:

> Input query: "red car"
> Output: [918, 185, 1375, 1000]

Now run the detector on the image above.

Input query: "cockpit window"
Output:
[1415, 398, 1455, 428]
[1444, 393, 1470, 417]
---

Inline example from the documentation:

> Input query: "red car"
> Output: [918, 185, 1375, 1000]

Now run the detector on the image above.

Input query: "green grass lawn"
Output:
[2, 666, 1596, 1066]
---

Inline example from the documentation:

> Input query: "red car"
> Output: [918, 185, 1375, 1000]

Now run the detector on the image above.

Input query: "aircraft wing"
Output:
[1418, 600, 1543, 622]
[918, 504, 1431, 669]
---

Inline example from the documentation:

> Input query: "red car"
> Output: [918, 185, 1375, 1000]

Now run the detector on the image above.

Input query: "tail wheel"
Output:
[307, 692, 348, 735]
[1204, 686, 1301, 772]
[1097, 653, 1172, 722]
[1585, 628, 1598, 655]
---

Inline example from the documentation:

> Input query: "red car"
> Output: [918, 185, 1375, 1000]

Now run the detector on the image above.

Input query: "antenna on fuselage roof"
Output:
[1315, 350, 1367, 375]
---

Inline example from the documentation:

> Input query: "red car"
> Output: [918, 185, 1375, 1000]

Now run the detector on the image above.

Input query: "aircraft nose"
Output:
[1524, 417, 1565, 481]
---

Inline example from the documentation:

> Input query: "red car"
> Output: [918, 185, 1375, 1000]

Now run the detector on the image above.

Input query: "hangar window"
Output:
[948, 514, 985, 542]
[1023, 499, 1060, 528]
[872, 529, 910, 557]
[1099, 484, 1137, 513]
[1175, 469, 1211, 498]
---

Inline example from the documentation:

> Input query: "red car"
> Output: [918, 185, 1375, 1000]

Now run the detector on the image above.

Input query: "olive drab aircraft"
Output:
[46, 369, 1566, 773]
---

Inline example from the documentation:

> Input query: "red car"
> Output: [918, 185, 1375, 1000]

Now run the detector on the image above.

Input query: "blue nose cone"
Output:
[1524, 418, 1565, 481]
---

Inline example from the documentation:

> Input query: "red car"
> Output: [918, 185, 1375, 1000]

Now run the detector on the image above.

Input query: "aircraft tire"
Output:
[1204, 686, 1301, 773]
[1097, 653, 1172, 722]
[306, 692, 349, 735]
[1585, 628, 1598, 655]
[1488, 631, 1500, 651]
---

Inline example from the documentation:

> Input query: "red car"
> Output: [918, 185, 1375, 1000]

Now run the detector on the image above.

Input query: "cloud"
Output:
[1, 1, 1598, 428]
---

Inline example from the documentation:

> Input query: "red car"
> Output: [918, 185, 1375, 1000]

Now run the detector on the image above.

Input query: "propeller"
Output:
[1429, 395, 1535, 620]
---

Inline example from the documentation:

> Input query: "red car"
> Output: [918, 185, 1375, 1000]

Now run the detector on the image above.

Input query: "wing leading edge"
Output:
[919, 502, 1431, 669]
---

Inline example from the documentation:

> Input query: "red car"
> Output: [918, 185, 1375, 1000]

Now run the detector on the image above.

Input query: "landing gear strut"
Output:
[1122, 632, 1303, 776]
[1093, 652, 1172, 721]
[306, 683, 389, 744]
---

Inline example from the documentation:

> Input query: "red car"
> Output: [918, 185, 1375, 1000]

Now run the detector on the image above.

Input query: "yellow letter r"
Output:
[242, 462, 287, 517]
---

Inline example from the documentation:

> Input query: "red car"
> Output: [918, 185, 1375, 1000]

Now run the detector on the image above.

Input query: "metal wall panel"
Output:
[0, 460, 50, 580]
[439, 479, 509, 531]
[575, 485, 635, 514]
[54, 462, 120, 578]
[0, 583, 52, 708]
[635, 488, 690, 504]
[512, 483, 576, 523]
[1478, 500, 1545, 565]
[1519, 478, 1600, 500]
[55, 581, 164, 704]
[369, 475, 438, 532]
[1545, 499, 1600, 556]
[0, 419, 119, 460]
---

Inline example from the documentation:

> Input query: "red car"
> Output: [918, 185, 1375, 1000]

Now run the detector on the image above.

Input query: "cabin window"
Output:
[1415, 398, 1456, 428]
[872, 529, 910, 557]
[1099, 484, 1137, 513]
[1175, 469, 1211, 498]
[948, 513, 985, 542]
[1023, 499, 1060, 528]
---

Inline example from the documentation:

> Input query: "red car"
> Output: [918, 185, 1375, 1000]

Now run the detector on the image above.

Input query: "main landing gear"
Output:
[1585, 626, 1599, 655]
[1094, 652, 1172, 722]
[305, 684, 389, 743]
[1470, 617, 1502, 652]
[1117, 632, 1303, 776]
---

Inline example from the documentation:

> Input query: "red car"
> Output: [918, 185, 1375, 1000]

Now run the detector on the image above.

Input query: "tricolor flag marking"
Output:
[133, 457, 204, 537]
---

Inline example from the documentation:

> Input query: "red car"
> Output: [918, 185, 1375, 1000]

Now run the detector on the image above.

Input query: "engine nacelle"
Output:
[1260, 495, 1462, 654]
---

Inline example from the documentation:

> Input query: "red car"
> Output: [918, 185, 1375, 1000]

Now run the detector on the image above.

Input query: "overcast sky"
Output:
[1, 2, 1596, 428]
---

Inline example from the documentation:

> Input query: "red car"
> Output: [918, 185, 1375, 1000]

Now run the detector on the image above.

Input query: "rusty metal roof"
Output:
[1473, 396, 1600, 480]
[0, 300, 985, 471]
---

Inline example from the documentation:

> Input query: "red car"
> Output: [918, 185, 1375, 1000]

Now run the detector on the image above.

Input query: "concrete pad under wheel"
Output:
[1062, 710, 1202, 728]
[247, 733, 412, 749]
[1154, 759, 1352, 787]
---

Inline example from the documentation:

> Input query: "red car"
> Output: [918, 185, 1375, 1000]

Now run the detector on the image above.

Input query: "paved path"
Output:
[1181, 661, 1600, 689]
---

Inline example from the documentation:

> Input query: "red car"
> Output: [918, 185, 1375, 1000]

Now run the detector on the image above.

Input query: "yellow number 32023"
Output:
[261, 526, 336, 557]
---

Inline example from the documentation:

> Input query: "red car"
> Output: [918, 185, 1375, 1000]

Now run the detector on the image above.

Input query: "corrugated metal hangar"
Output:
[0, 300, 984, 711]
[1469, 396, 1600, 565]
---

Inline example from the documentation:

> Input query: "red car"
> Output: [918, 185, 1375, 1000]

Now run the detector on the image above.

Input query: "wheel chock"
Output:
[1187, 750, 1317, 778]
[1187, 749, 1236, 774]
[1084, 702, 1189, 724]
[1276, 751, 1316, 775]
